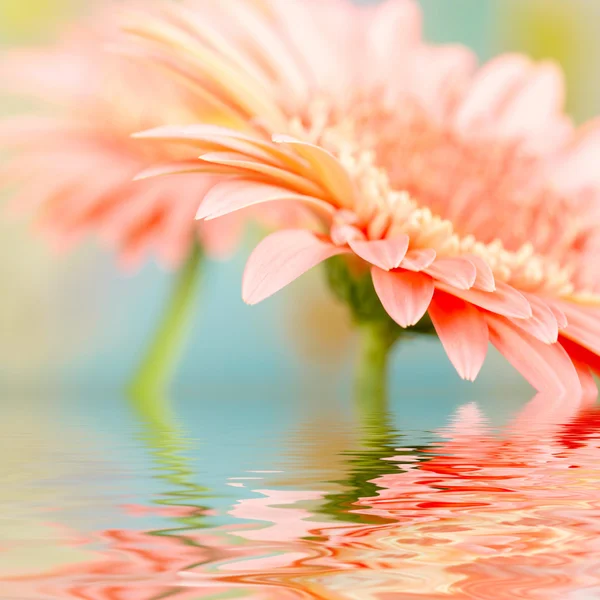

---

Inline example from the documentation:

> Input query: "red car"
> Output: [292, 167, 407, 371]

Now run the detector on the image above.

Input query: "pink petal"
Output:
[134, 124, 297, 167]
[367, 0, 422, 80]
[487, 314, 581, 396]
[557, 302, 600, 356]
[196, 180, 334, 221]
[134, 160, 222, 181]
[409, 45, 477, 119]
[560, 336, 600, 378]
[425, 257, 477, 290]
[496, 62, 565, 139]
[272, 134, 356, 208]
[436, 281, 532, 320]
[242, 229, 347, 305]
[466, 255, 496, 292]
[508, 295, 559, 344]
[330, 223, 365, 246]
[400, 248, 436, 271]
[428, 291, 489, 381]
[573, 360, 599, 405]
[349, 235, 409, 270]
[199, 152, 323, 197]
[455, 54, 532, 133]
[548, 302, 568, 329]
[552, 118, 600, 192]
[371, 267, 434, 328]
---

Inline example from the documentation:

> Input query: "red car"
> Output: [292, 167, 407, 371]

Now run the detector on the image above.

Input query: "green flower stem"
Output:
[354, 320, 399, 422]
[128, 244, 203, 397]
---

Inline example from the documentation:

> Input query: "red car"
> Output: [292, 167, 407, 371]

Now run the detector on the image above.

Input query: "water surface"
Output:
[2, 387, 600, 599]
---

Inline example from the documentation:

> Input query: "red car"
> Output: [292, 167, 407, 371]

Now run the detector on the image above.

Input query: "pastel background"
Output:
[1, 0, 599, 397]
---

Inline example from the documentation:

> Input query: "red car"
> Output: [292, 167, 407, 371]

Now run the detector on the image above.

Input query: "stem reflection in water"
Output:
[128, 387, 213, 536]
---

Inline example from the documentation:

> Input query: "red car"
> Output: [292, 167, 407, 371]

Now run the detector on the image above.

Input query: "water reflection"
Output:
[2, 390, 600, 599]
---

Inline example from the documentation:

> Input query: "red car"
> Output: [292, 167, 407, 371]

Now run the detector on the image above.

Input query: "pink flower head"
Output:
[133, 0, 600, 395]
[0, 10, 244, 271]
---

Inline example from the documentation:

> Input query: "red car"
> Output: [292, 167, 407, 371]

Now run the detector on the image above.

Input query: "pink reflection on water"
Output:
[3, 393, 600, 599]
[302, 395, 600, 599]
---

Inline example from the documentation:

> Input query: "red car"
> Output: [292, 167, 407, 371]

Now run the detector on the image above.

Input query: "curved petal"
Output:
[349, 235, 409, 270]
[242, 229, 348, 305]
[487, 314, 581, 396]
[573, 360, 599, 405]
[134, 160, 228, 181]
[557, 301, 600, 356]
[272, 134, 356, 208]
[134, 124, 300, 168]
[455, 54, 532, 133]
[466, 255, 496, 292]
[199, 152, 324, 197]
[508, 295, 559, 344]
[428, 290, 489, 381]
[497, 62, 565, 139]
[559, 336, 600, 377]
[196, 180, 334, 222]
[552, 118, 600, 192]
[548, 302, 568, 329]
[330, 223, 365, 246]
[371, 267, 434, 328]
[425, 257, 477, 290]
[400, 248, 436, 271]
[436, 280, 532, 319]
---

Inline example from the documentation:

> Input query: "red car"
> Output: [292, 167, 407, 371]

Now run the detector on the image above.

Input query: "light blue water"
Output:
[3, 381, 600, 599]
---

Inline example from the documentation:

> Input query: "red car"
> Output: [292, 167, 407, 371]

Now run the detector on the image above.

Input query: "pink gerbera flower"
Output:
[132, 0, 600, 396]
[0, 14, 243, 271]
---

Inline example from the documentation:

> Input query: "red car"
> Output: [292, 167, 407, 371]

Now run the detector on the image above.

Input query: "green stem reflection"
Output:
[129, 387, 211, 534]
[128, 245, 203, 396]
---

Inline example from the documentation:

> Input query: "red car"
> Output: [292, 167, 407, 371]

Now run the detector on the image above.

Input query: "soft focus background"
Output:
[1, 0, 599, 395]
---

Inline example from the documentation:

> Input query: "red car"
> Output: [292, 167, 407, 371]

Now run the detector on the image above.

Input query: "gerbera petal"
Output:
[487, 314, 581, 396]
[557, 302, 600, 356]
[272, 134, 356, 208]
[242, 229, 348, 305]
[508, 295, 559, 344]
[428, 290, 489, 381]
[552, 118, 600, 191]
[425, 257, 477, 290]
[560, 336, 600, 377]
[349, 235, 409, 270]
[330, 223, 365, 246]
[548, 302, 568, 329]
[371, 267, 434, 327]
[134, 160, 234, 181]
[437, 281, 532, 320]
[366, 0, 422, 82]
[572, 360, 599, 404]
[400, 248, 436, 271]
[134, 124, 300, 169]
[196, 180, 334, 222]
[466, 255, 496, 292]
[497, 62, 565, 139]
[199, 152, 324, 197]
[455, 54, 532, 133]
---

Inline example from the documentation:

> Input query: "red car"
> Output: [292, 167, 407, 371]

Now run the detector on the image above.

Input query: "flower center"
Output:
[289, 95, 596, 298]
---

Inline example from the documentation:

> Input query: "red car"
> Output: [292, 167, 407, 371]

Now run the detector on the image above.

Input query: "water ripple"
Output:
[2, 392, 600, 598]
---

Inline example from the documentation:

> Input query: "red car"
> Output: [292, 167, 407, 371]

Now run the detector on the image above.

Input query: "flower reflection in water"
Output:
[301, 394, 600, 599]
[3, 392, 600, 599]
